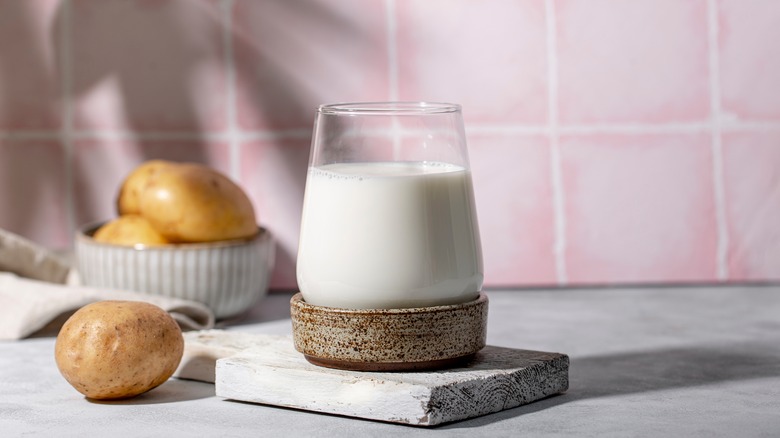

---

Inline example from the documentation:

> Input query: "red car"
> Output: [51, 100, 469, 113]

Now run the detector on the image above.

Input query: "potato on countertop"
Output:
[54, 300, 184, 400]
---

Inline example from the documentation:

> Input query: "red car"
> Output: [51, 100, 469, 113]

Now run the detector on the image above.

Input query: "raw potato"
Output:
[93, 215, 169, 247]
[116, 160, 173, 216]
[54, 301, 184, 400]
[137, 162, 257, 243]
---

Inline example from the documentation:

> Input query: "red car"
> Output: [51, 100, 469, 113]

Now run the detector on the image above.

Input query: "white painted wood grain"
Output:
[174, 330, 286, 383]
[214, 333, 569, 426]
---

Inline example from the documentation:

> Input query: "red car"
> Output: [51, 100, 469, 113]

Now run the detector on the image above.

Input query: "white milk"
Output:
[297, 161, 483, 309]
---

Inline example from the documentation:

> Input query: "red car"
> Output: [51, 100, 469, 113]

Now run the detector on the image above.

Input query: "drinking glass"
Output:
[297, 102, 483, 309]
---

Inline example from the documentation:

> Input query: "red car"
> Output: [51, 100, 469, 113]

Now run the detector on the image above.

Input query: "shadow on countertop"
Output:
[446, 343, 780, 429]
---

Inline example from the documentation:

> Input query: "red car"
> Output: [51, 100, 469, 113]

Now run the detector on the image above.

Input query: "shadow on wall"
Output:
[50, 0, 214, 222]
[229, 0, 372, 288]
[230, 0, 368, 129]
[0, 1, 60, 241]
[2, 0, 374, 287]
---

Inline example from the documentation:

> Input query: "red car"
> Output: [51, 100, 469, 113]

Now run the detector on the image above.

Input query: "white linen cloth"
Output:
[0, 228, 214, 340]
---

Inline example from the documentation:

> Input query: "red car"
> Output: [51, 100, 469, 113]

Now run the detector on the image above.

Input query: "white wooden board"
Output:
[210, 332, 569, 426]
[174, 330, 287, 383]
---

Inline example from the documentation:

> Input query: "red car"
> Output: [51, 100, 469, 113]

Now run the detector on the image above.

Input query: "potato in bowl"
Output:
[75, 160, 275, 319]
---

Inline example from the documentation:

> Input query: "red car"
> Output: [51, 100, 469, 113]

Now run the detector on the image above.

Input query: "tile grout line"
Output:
[0, 131, 62, 140]
[707, 0, 729, 281]
[385, 0, 399, 101]
[545, 0, 567, 285]
[0, 128, 312, 142]
[385, 0, 402, 158]
[222, 0, 240, 181]
[61, 0, 76, 246]
[558, 122, 711, 134]
[3, 120, 780, 141]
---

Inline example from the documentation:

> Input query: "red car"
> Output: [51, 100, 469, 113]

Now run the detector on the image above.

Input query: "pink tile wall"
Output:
[233, 0, 390, 131]
[0, 0, 61, 130]
[1, 0, 778, 290]
[719, 0, 780, 121]
[70, 0, 227, 132]
[556, 0, 710, 125]
[722, 131, 780, 281]
[0, 140, 69, 247]
[396, 0, 548, 125]
[561, 133, 718, 283]
[239, 138, 310, 289]
[469, 134, 556, 285]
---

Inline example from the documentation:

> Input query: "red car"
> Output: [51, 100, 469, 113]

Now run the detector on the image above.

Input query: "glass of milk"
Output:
[297, 102, 483, 310]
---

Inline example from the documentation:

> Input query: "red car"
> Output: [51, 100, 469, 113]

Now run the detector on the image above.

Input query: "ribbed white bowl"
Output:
[75, 222, 275, 319]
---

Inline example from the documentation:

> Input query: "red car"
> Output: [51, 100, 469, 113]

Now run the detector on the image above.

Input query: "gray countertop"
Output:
[2, 285, 779, 437]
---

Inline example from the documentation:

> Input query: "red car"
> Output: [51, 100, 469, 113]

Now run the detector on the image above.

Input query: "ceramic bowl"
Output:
[75, 222, 275, 319]
[290, 292, 488, 371]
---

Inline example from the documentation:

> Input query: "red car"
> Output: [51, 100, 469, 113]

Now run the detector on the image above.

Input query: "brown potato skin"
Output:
[116, 160, 173, 216]
[137, 162, 258, 243]
[92, 215, 170, 247]
[54, 301, 184, 400]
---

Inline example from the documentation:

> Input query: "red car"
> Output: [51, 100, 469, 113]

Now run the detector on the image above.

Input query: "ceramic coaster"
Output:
[290, 292, 489, 371]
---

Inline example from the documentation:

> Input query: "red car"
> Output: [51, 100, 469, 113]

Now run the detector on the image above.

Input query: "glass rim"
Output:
[318, 101, 461, 116]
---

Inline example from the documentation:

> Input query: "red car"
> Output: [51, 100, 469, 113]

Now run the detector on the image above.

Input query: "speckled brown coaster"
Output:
[290, 293, 488, 371]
